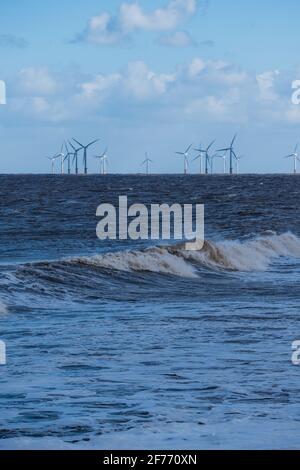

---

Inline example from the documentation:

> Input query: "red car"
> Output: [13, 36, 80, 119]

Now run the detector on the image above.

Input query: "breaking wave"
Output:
[72, 232, 300, 278]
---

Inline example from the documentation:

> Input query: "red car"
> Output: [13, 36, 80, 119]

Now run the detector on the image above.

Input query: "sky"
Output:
[1, 0, 300, 174]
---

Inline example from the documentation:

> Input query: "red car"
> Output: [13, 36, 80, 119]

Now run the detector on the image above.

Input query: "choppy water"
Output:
[0, 174, 300, 450]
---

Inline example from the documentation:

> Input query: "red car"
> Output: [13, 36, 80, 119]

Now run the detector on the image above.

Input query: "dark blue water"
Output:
[0, 174, 300, 449]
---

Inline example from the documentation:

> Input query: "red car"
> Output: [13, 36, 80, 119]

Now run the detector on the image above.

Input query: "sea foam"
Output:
[72, 232, 300, 278]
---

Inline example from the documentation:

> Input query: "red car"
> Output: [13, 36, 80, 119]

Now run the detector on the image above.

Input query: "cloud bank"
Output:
[73, 0, 198, 46]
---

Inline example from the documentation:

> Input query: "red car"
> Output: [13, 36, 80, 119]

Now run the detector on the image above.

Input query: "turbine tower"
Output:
[214, 152, 227, 174]
[63, 142, 74, 175]
[142, 153, 153, 175]
[194, 141, 215, 175]
[284, 144, 300, 174]
[46, 155, 59, 175]
[73, 138, 99, 175]
[68, 141, 81, 175]
[218, 134, 238, 175]
[55, 143, 65, 175]
[95, 148, 109, 175]
[193, 144, 204, 174]
[175, 144, 193, 175]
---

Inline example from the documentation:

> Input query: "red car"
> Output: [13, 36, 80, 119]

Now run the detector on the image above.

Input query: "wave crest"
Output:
[72, 232, 300, 278]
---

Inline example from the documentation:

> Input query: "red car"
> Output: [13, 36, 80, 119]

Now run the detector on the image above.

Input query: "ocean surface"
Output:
[0, 174, 300, 450]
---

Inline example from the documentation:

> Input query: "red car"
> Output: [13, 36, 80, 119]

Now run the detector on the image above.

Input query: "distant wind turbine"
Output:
[194, 141, 215, 175]
[46, 154, 59, 175]
[214, 152, 227, 174]
[284, 144, 300, 174]
[68, 141, 81, 175]
[193, 144, 204, 174]
[73, 138, 100, 175]
[218, 134, 238, 175]
[235, 155, 243, 175]
[55, 143, 65, 175]
[95, 148, 109, 175]
[175, 144, 193, 175]
[142, 153, 153, 175]
[63, 142, 74, 175]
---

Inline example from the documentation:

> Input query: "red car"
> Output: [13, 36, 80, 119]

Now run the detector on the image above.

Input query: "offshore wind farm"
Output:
[44, 134, 300, 175]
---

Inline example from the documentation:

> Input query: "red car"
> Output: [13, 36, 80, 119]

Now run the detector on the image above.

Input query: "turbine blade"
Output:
[87, 139, 100, 148]
[185, 144, 193, 154]
[231, 134, 237, 148]
[73, 138, 84, 148]
[207, 140, 215, 152]
[68, 141, 76, 151]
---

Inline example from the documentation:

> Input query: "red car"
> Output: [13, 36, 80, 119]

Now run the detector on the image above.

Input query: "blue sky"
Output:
[0, 0, 300, 173]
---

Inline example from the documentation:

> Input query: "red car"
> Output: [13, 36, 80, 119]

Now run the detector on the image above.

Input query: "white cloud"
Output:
[256, 70, 280, 101]
[159, 30, 195, 47]
[75, 0, 198, 45]
[79, 73, 122, 100]
[120, 0, 197, 32]
[123, 61, 176, 99]
[8, 57, 298, 128]
[18, 67, 59, 95]
[187, 57, 206, 78]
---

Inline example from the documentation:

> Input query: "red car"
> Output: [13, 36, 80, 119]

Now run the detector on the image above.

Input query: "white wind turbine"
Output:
[214, 152, 227, 174]
[142, 153, 153, 175]
[284, 144, 300, 174]
[235, 155, 243, 174]
[95, 148, 109, 175]
[175, 144, 193, 175]
[193, 144, 204, 174]
[194, 141, 215, 175]
[55, 143, 65, 175]
[46, 154, 59, 175]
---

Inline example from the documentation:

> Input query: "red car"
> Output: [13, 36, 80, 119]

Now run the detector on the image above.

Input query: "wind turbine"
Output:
[193, 144, 204, 174]
[46, 155, 59, 175]
[73, 138, 100, 175]
[95, 148, 109, 175]
[210, 153, 221, 175]
[217, 134, 237, 175]
[175, 144, 193, 175]
[235, 155, 243, 175]
[68, 141, 81, 175]
[214, 152, 227, 174]
[63, 142, 74, 175]
[193, 153, 204, 174]
[284, 144, 300, 174]
[194, 141, 215, 175]
[55, 143, 65, 175]
[142, 153, 153, 175]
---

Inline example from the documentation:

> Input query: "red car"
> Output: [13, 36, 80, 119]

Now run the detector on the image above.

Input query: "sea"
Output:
[0, 174, 299, 450]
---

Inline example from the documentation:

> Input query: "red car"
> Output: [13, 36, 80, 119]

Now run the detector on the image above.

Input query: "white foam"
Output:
[72, 232, 300, 277]
[77, 247, 198, 278]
